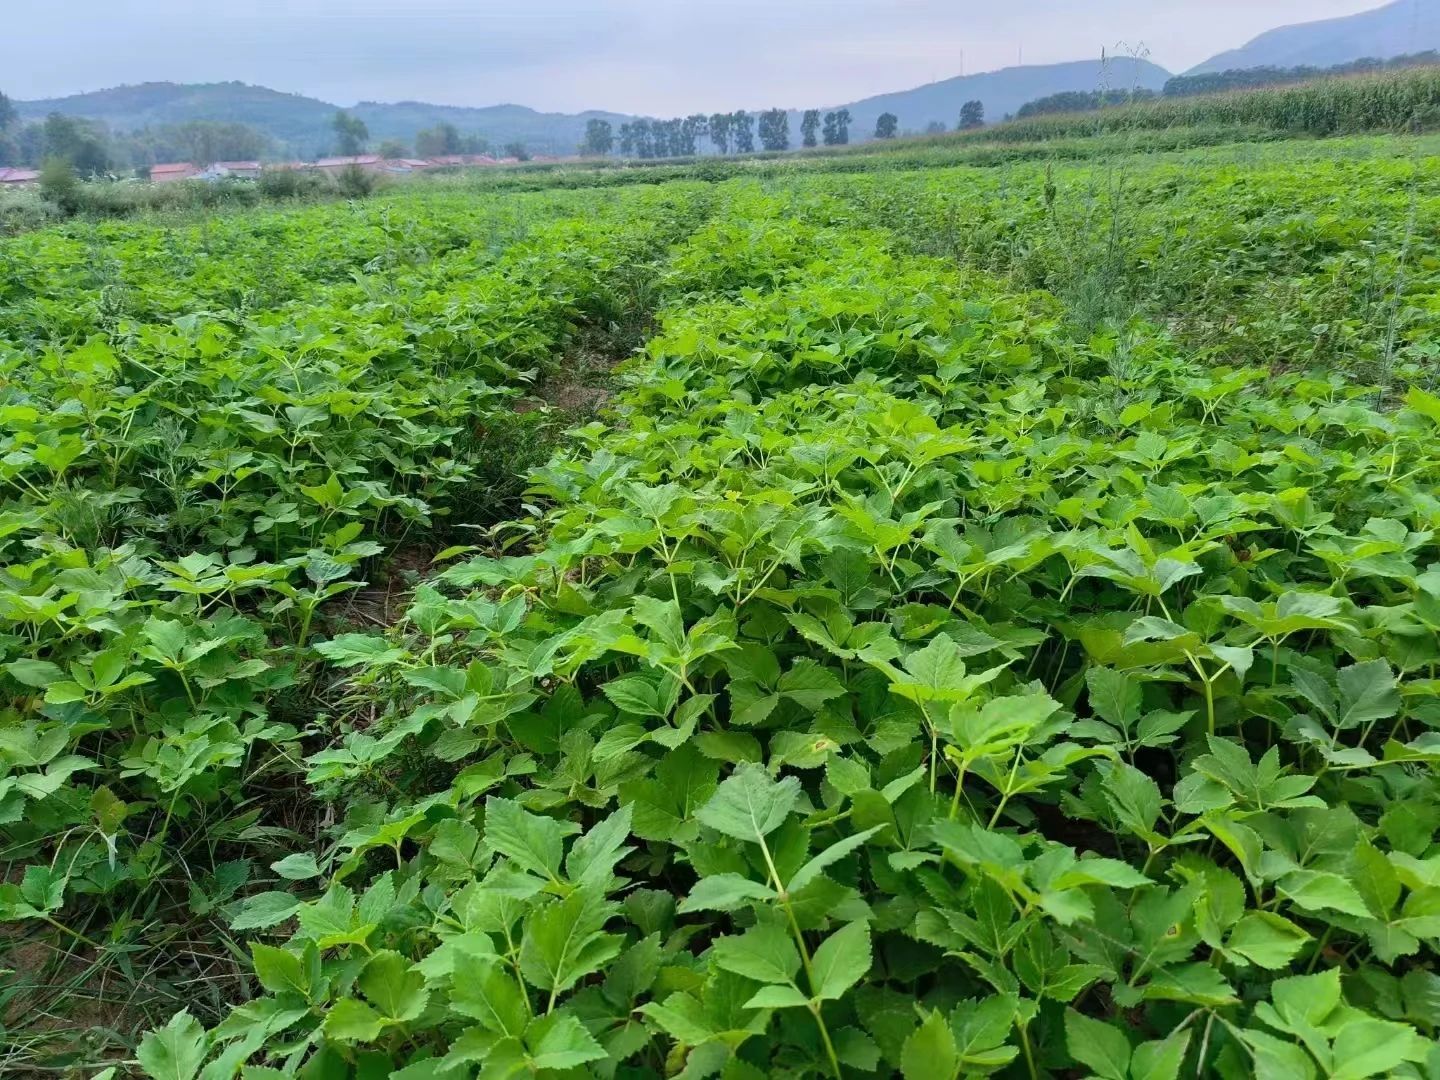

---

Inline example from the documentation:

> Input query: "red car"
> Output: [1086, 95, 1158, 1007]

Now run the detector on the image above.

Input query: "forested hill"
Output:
[817, 57, 1171, 136]
[12, 82, 633, 157]
[14, 60, 1174, 157]
[1188, 0, 1440, 75]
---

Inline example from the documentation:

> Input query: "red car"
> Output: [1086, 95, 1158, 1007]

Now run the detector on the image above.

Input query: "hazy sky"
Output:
[1, 1, 1392, 114]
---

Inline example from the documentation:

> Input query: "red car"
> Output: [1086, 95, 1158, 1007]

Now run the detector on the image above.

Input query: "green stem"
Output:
[1188, 654, 1216, 736]
[43, 915, 105, 953]
[1305, 926, 1334, 974]
[760, 837, 843, 1080]
[1019, 1021, 1039, 1080]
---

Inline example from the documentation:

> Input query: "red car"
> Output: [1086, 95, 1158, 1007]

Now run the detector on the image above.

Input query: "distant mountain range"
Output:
[12, 59, 1171, 157]
[12, 83, 633, 158]
[802, 57, 1171, 137]
[11, 0, 1437, 155]
[1187, 0, 1440, 75]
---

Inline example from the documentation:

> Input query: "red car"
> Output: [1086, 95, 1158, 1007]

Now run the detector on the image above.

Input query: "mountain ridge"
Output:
[820, 57, 1170, 136]
[12, 82, 635, 157]
[1187, 0, 1440, 75]
[13, 0, 1436, 157]
[12, 59, 1173, 157]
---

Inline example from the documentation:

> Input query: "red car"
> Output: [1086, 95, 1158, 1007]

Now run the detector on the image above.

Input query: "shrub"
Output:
[37, 157, 81, 215]
[258, 166, 323, 200]
[336, 163, 379, 198]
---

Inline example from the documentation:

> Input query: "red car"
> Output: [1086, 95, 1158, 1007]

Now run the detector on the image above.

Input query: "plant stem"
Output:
[760, 837, 843, 1080]
[1019, 1021, 1039, 1080]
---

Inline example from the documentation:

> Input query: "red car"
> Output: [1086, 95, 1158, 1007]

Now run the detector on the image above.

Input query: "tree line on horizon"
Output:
[0, 92, 278, 175]
[1011, 50, 1440, 124]
[1163, 49, 1440, 98]
[581, 99, 986, 158]
[0, 94, 527, 175]
[9, 45, 1440, 177]
[580, 110, 849, 159]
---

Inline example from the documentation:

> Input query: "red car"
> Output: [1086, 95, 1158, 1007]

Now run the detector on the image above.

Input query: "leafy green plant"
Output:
[4, 139, 1440, 1078]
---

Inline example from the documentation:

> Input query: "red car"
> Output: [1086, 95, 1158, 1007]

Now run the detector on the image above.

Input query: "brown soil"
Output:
[513, 330, 624, 418]
[343, 545, 434, 628]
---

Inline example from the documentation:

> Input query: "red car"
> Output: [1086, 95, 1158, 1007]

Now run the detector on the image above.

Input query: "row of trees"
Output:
[1015, 89, 1153, 120]
[872, 100, 984, 140]
[0, 96, 526, 177]
[582, 100, 985, 159]
[1162, 50, 1440, 98]
[580, 107, 859, 160]
[0, 100, 243, 175]
[1009, 52, 1440, 123]
[334, 109, 527, 161]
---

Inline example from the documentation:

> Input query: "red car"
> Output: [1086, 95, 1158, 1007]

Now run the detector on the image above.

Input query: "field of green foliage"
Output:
[3, 134, 1440, 1079]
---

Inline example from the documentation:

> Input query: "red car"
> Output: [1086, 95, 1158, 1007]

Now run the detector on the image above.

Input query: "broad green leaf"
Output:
[451, 962, 529, 1038]
[525, 1011, 608, 1070]
[270, 853, 321, 881]
[518, 887, 621, 994]
[1336, 660, 1400, 729]
[313, 634, 408, 668]
[744, 984, 812, 1009]
[250, 944, 307, 997]
[1226, 912, 1311, 969]
[136, 1011, 208, 1080]
[809, 920, 871, 1001]
[565, 803, 634, 889]
[694, 763, 801, 842]
[4, 659, 64, 688]
[485, 796, 580, 883]
[323, 998, 385, 1043]
[230, 891, 300, 931]
[787, 826, 883, 894]
[1132, 1029, 1192, 1080]
[1330, 1018, 1431, 1080]
[430, 819, 485, 870]
[1277, 870, 1372, 919]
[358, 950, 427, 1022]
[679, 873, 777, 913]
[1086, 666, 1141, 730]
[710, 922, 801, 985]
[901, 1009, 959, 1080]
[1065, 1009, 1131, 1080]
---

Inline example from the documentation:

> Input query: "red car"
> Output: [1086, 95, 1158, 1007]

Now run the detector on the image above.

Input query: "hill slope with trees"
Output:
[12, 82, 634, 158]
[1188, 0, 1440, 74]
[11, 59, 1175, 161]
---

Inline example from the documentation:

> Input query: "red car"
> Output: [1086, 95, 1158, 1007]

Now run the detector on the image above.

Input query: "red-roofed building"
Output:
[150, 162, 200, 183]
[315, 155, 383, 174]
[382, 158, 433, 174]
[208, 161, 262, 179]
[0, 167, 40, 187]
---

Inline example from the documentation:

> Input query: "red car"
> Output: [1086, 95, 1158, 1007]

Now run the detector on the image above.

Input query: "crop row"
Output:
[3, 156, 1439, 1077]
[0, 183, 714, 1069]
[968, 67, 1440, 142]
[123, 191, 1440, 1075]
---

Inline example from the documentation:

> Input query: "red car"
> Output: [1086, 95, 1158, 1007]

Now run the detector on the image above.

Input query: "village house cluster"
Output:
[0, 153, 562, 188]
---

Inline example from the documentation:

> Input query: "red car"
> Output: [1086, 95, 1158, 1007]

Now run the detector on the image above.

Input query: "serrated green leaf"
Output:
[1065, 1009, 1130, 1080]
[695, 763, 801, 842]
[902, 1009, 959, 1080]
[136, 1011, 207, 1080]
[810, 920, 871, 1001]
[679, 873, 777, 913]
[710, 922, 800, 985]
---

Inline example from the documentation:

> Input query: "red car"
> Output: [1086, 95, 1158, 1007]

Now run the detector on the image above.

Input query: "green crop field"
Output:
[3, 130, 1440, 1079]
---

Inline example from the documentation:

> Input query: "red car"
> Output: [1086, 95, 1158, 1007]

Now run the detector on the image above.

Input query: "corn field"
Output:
[974, 66, 1440, 143]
